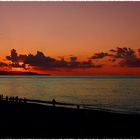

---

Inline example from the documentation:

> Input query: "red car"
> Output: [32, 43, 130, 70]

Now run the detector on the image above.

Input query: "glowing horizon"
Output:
[0, 2, 140, 75]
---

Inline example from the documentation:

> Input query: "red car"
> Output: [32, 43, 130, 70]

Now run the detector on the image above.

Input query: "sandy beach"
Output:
[0, 99, 140, 138]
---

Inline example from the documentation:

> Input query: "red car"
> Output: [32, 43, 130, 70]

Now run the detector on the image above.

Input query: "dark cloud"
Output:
[6, 49, 18, 63]
[90, 47, 136, 60]
[119, 58, 140, 67]
[18, 54, 28, 62]
[6, 49, 99, 70]
[91, 52, 112, 59]
[5, 47, 140, 70]
[24, 51, 56, 67]
[90, 47, 140, 67]
[110, 47, 136, 59]
[0, 62, 8, 67]
[109, 47, 140, 67]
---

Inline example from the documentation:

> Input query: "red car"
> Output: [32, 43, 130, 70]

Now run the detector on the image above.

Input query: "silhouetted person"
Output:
[15, 96, 19, 103]
[77, 105, 80, 109]
[9, 97, 12, 102]
[12, 97, 15, 102]
[52, 99, 56, 107]
[0, 95, 2, 100]
[0, 95, 3, 101]
[19, 98, 22, 103]
[23, 98, 27, 103]
[6, 96, 8, 101]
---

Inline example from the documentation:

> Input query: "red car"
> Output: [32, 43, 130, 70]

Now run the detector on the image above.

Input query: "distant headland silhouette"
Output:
[0, 70, 50, 75]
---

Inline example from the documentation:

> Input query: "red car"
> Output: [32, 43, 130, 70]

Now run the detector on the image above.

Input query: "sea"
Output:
[0, 75, 140, 114]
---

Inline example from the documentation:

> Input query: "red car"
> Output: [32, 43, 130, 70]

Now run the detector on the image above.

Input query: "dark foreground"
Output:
[0, 101, 140, 138]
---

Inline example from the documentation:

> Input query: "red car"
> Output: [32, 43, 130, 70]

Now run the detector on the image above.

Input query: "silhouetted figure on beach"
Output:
[77, 105, 80, 109]
[19, 98, 22, 103]
[0, 94, 4, 101]
[0, 95, 2, 100]
[9, 97, 12, 102]
[15, 96, 19, 103]
[23, 98, 27, 103]
[0, 94, 3, 101]
[6, 96, 8, 101]
[12, 97, 15, 102]
[52, 99, 56, 107]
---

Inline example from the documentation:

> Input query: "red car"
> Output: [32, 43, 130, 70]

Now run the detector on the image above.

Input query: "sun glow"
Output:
[11, 67, 25, 72]
[19, 62, 24, 66]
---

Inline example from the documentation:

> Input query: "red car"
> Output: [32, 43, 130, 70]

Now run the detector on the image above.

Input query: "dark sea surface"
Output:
[0, 75, 140, 114]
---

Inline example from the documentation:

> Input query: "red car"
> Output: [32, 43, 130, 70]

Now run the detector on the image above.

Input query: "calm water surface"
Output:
[0, 75, 140, 114]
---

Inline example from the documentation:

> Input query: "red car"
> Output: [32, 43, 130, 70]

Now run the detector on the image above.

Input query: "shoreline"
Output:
[1, 95, 138, 115]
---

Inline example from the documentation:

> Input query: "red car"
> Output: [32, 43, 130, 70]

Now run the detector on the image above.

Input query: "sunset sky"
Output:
[0, 2, 140, 75]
